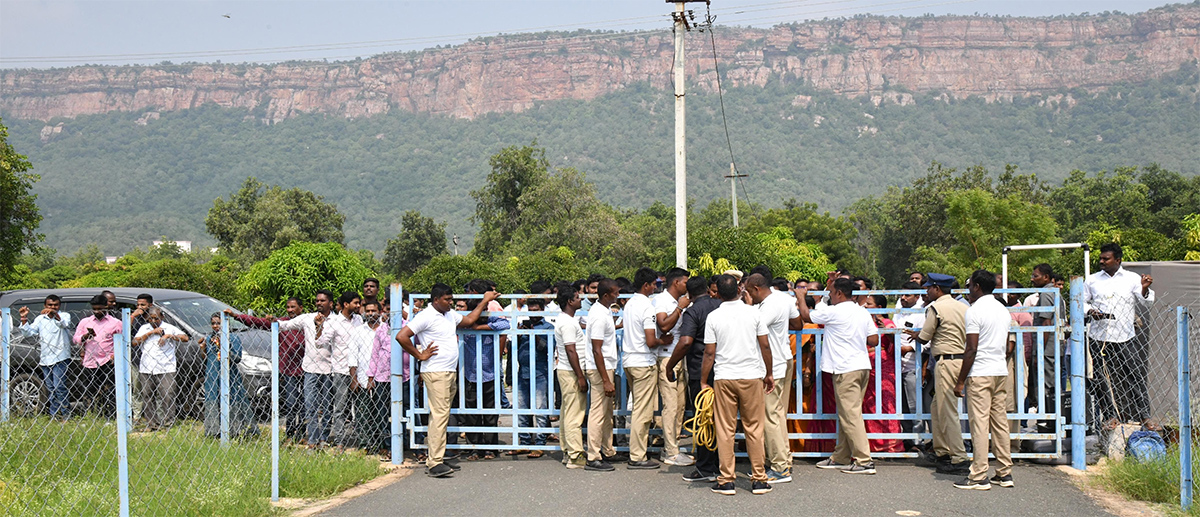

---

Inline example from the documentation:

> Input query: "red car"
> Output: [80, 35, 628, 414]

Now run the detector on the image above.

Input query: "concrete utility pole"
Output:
[670, 0, 706, 268]
[726, 162, 747, 227]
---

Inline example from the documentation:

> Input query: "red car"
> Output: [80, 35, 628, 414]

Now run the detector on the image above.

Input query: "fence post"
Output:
[1069, 277, 1086, 470]
[390, 284, 404, 466]
[115, 310, 132, 517]
[122, 310, 132, 432]
[220, 313, 230, 446]
[1180, 306, 1192, 511]
[271, 320, 280, 502]
[1, 308, 9, 423]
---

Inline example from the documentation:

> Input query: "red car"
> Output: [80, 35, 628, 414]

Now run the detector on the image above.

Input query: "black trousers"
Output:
[688, 371, 719, 476]
[82, 362, 116, 418]
[462, 379, 499, 453]
[1088, 338, 1149, 424]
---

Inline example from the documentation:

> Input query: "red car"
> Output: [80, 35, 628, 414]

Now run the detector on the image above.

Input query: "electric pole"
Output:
[726, 162, 747, 227]
[670, 0, 706, 268]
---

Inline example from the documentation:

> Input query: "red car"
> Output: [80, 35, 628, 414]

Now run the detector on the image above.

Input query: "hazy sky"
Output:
[1, 0, 1177, 69]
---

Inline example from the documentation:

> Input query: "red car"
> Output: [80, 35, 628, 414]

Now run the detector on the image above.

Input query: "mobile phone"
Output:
[904, 322, 914, 328]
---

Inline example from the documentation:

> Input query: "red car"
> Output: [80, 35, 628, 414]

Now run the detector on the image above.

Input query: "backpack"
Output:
[1125, 430, 1167, 462]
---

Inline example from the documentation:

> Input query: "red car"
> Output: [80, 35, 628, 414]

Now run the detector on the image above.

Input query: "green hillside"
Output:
[4, 61, 1197, 256]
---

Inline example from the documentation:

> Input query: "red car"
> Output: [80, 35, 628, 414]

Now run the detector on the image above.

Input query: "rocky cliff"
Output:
[2, 5, 1198, 121]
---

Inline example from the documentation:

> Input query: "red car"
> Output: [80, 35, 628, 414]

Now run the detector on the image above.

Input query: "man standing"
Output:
[349, 300, 384, 454]
[319, 291, 364, 448]
[702, 274, 774, 495]
[666, 276, 723, 482]
[745, 273, 803, 483]
[396, 283, 497, 478]
[798, 278, 879, 475]
[953, 270, 1016, 490]
[1085, 243, 1155, 427]
[903, 273, 970, 474]
[279, 290, 336, 448]
[554, 285, 590, 468]
[623, 267, 673, 469]
[652, 267, 694, 467]
[73, 294, 124, 417]
[585, 278, 621, 472]
[132, 307, 189, 431]
[226, 298, 307, 442]
[462, 279, 510, 459]
[893, 281, 928, 449]
[1029, 264, 1063, 429]
[16, 295, 73, 419]
[511, 293, 551, 456]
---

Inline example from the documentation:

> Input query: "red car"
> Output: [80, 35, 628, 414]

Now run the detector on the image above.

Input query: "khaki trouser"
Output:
[932, 358, 968, 462]
[625, 365, 658, 462]
[764, 359, 795, 472]
[585, 369, 616, 461]
[966, 375, 1013, 481]
[655, 357, 687, 458]
[421, 371, 457, 469]
[831, 370, 872, 465]
[557, 369, 588, 464]
[714, 378, 767, 484]
[1005, 355, 1021, 450]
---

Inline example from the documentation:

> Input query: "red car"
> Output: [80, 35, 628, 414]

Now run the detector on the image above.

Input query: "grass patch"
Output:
[1, 415, 383, 516]
[1097, 445, 1200, 516]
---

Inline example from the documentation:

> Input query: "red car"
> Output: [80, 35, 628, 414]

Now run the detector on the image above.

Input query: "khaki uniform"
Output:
[918, 295, 969, 463]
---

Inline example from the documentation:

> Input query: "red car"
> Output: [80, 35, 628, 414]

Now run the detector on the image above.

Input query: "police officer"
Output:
[903, 273, 970, 474]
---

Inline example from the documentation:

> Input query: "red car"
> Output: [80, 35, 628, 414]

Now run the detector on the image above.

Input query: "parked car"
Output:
[0, 288, 274, 420]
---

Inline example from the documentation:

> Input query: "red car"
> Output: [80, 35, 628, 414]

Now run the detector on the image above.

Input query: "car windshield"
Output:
[158, 296, 248, 334]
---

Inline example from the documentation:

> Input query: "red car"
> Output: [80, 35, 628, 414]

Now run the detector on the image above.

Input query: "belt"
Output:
[936, 354, 964, 361]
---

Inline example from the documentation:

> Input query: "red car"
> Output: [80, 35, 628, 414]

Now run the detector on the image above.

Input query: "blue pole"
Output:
[122, 310, 132, 432]
[220, 313, 230, 446]
[271, 321, 280, 502]
[1179, 306, 1192, 511]
[1069, 277, 1086, 470]
[390, 284, 404, 466]
[115, 310, 131, 517]
[1, 308, 10, 423]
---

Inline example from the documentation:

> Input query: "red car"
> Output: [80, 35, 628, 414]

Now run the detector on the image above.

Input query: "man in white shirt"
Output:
[132, 307, 189, 431]
[320, 291, 365, 447]
[554, 286, 590, 469]
[745, 273, 804, 484]
[1085, 243, 1155, 426]
[798, 277, 879, 475]
[953, 270, 1016, 490]
[702, 274, 774, 496]
[585, 278, 622, 471]
[892, 281, 928, 448]
[348, 299, 380, 452]
[16, 295, 73, 420]
[652, 267, 694, 467]
[396, 283, 498, 478]
[622, 267, 674, 469]
[279, 289, 336, 448]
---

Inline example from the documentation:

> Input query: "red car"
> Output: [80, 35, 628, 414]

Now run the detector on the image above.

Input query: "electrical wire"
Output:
[683, 386, 716, 451]
[703, 5, 760, 219]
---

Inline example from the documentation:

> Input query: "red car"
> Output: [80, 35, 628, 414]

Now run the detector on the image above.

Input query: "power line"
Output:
[702, 4, 760, 220]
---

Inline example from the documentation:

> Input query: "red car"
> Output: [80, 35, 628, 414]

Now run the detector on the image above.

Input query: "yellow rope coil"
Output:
[683, 387, 716, 451]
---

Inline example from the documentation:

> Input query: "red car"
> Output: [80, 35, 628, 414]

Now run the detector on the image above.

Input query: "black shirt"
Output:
[678, 295, 723, 380]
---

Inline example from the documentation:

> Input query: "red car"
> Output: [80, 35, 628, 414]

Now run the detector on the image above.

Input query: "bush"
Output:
[236, 241, 374, 313]
[402, 254, 519, 294]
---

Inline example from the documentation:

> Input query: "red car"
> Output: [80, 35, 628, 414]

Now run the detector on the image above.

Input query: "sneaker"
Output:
[751, 480, 773, 495]
[842, 461, 876, 475]
[990, 474, 1015, 488]
[661, 453, 695, 466]
[815, 458, 851, 470]
[937, 460, 970, 475]
[444, 459, 462, 471]
[954, 477, 991, 490]
[682, 469, 717, 482]
[426, 463, 454, 478]
[602, 453, 629, 463]
[710, 482, 736, 495]
[766, 468, 792, 484]
[585, 460, 616, 472]
[627, 460, 661, 470]
[566, 459, 586, 470]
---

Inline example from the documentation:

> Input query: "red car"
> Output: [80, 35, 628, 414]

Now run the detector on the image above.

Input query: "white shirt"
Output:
[406, 307, 463, 373]
[279, 312, 333, 375]
[320, 312, 364, 375]
[620, 293, 658, 368]
[810, 301, 877, 374]
[758, 290, 800, 379]
[18, 312, 73, 366]
[135, 322, 184, 375]
[586, 305, 618, 371]
[347, 323, 377, 386]
[1084, 267, 1155, 342]
[652, 291, 685, 358]
[965, 295, 1013, 377]
[704, 300, 769, 380]
[892, 308, 927, 373]
[554, 313, 589, 371]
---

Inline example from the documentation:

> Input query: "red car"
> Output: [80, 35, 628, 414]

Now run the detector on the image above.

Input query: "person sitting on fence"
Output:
[225, 298, 307, 443]
[511, 292, 553, 457]
[132, 307, 188, 431]
[554, 285, 590, 469]
[16, 294, 72, 420]
[1085, 242, 1155, 429]
[396, 282, 498, 478]
[279, 290, 336, 448]
[73, 294, 124, 418]
[202, 313, 256, 438]
[584, 278, 623, 472]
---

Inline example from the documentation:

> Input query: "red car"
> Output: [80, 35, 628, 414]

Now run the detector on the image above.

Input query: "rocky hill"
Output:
[3, 4, 1199, 122]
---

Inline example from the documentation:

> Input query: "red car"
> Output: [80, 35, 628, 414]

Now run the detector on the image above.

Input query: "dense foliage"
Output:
[0, 119, 42, 285]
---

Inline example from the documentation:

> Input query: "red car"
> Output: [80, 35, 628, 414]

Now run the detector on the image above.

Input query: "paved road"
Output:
[325, 455, 1110, 516]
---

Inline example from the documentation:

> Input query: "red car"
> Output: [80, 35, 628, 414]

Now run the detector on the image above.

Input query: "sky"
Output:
[0, 0, 1178, 69]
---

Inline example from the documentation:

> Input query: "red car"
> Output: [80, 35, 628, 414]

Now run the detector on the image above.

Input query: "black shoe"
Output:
[918, 452, 949, 467]
[627, 460, 660, 470]
[444, 459, 462, 471]
[602, 453, 629, 463]
[953, 477, 991, 490]
[990, 474, 1014, 488]
[842, 461, 876, 475]
[937, 460, 970, 475]
[711, 482, 736, 495]
[682, 469, 717, 482]
[751, 480, 772, 495]
[585, 460, 615, 472]
[426, 463, 454, 478]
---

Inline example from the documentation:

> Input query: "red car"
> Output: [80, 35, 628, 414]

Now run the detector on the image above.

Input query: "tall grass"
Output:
[1098, 444, 1200, 516]
[1, 415, 383, 516]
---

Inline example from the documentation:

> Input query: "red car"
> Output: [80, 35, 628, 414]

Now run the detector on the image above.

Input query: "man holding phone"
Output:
[17, 294, 73, 419]
[73, 294, 125, 417]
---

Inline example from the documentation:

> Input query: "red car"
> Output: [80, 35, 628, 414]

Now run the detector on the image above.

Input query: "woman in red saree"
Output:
[863, 294, 904, 453]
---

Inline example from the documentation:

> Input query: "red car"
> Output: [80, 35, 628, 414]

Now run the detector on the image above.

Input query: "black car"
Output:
[0, 288, 273, 419]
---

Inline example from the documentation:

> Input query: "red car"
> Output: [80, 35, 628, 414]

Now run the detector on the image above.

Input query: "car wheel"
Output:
[11, 373, 47, 418]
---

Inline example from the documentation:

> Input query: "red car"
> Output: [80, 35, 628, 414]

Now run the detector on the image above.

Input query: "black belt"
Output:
[936, 354, 964, 361]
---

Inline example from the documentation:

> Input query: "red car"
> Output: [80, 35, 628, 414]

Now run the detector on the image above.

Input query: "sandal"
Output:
[527, 450, 544, 459]
[483, 451, 496, 460]
[466, 453, 481, 461]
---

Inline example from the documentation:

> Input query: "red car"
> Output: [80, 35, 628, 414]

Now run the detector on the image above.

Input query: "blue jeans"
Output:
[40, 359, 70, 418]
[516, 370, 549, 445]
[282, 375, 304, 440]
[304, 372, 333, 445]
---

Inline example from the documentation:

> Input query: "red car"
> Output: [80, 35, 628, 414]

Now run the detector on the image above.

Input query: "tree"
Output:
[746, 199, 864, 276]
[205, 177, 345, 263]
[1049, 167, 1150, 242]
[235, 241, 373, 313]
[403, 254, 520, 294]
[383, 210, 448, 277]
[943, 189, 1059, 280]
[0, 120, 42, 284]
[470, 143, 549, 258]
